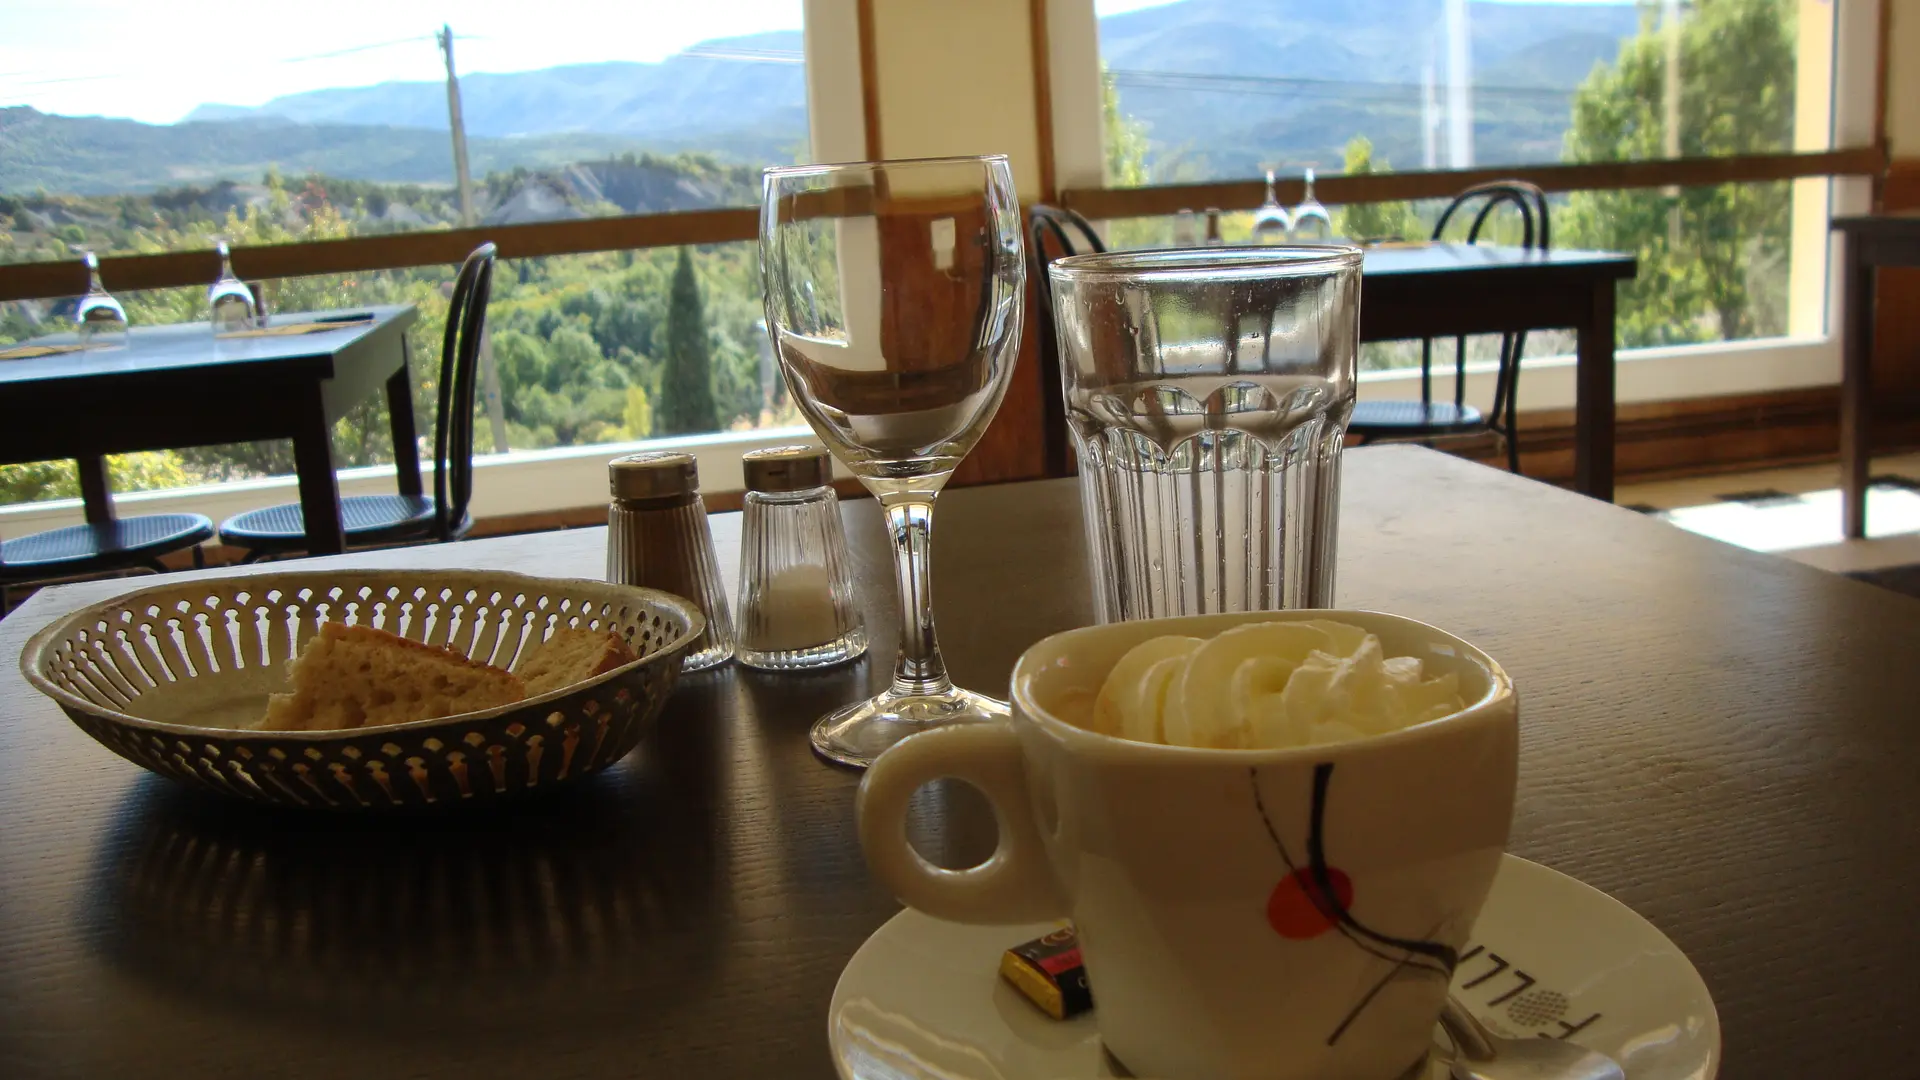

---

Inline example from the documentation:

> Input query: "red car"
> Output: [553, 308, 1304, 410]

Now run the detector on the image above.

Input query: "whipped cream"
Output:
[1090, 620, 1464, 749]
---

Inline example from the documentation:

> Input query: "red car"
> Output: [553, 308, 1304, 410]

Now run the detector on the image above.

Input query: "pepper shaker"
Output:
[736, 445, 867, 671]
[607, 452, 734, 672]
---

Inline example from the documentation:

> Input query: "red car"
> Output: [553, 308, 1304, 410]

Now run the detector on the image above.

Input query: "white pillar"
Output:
[1444, 0, 1473, 168]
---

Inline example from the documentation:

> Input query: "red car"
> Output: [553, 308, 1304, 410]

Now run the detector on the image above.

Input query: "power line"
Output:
[1109, 67, 1577, 104]
[0, 73, 121, 88]
[680, 45, 804, 64]
[284, 36, 434, 63]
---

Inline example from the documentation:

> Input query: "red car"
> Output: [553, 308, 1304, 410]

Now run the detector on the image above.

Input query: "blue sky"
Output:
[0, 0, 1636, 126]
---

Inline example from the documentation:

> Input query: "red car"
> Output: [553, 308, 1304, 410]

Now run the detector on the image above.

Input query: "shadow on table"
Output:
[731, 660, 1002, 877]
[82, 713, 727, 1033]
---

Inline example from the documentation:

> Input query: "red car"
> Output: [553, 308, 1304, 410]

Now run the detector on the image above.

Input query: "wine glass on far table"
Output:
[1290, 168, 1334, 242]
[207, 240, 256, 334]
[760, 154, 1026, 769]
[73, 251, 128, 349]
[1251, 169, 1293, 244]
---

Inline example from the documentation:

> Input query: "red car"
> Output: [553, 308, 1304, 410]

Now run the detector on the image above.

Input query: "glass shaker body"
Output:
[606, 453, 735, 671]
[736, 446, 867, 671]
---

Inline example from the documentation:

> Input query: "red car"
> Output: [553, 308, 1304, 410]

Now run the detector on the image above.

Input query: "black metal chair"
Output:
[218, 243, 495, 559]
[1028, 204, 1106, 478]
[1349, 181, 1548, 474]
[1, 499, 212, 610]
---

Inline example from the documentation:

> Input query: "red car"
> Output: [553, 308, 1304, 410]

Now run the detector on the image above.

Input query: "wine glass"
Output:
[1251, 169, 1294, 244]
[73, 251, 128, 349]
[760, 154, 1026, 768]
[207, 240, 256, 334]
[1290, 168, 1334, 242]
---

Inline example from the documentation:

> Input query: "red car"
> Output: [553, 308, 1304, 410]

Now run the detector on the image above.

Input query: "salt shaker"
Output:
[735, 445, 867, 671]
[607, 452, 735, 671]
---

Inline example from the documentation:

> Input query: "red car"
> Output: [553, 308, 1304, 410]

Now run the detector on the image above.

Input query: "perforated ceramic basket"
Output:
[21, 569, 705, 810]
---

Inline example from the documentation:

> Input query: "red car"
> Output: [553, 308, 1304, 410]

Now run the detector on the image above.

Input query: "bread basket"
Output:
[21, 569, 705, 810]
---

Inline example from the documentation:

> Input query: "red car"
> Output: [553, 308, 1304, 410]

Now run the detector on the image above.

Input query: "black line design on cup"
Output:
[1250, 763, 1457, 1046]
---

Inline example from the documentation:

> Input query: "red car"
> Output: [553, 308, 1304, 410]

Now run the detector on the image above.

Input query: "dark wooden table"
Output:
[1357, 244, 1637, 501]
[2, 445, 1914, 1079]
[0, 306, 419, 554]
[1833, 214, 1920, 538]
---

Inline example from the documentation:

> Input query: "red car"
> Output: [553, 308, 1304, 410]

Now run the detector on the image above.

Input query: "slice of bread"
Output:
[257, 622, 526, 732]
[514, 627, 639, 697]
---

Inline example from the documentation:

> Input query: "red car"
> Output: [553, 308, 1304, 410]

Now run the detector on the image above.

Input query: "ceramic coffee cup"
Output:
[857, 610, 1518, 1080]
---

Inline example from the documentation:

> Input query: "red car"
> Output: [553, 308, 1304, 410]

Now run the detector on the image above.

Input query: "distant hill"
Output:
[1099, 0, 1642, 176]
[3, 3, 1644, 196]
[1, 29, 807, 197]
[0, 156, 759, 275]
[0, 107, 680, 195]
[185, 31, 808, 147]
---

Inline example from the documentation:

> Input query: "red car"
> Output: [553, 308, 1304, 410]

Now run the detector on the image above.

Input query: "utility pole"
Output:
[438, 24, 507, 453]
[438, 24, 476, 228]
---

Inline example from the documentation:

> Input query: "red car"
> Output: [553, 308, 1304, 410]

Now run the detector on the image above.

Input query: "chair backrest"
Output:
[1432, 180, 1550, 250]
[1421, 182, 1551, 435]
[432, 243, 496, 540]
[1027, 205, 1106, 478]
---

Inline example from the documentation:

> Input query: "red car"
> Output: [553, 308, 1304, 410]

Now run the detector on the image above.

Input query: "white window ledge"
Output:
[1360, 335, 1840, 413]
[0, 426, 833, 540]
[0, 337, 1840, 540]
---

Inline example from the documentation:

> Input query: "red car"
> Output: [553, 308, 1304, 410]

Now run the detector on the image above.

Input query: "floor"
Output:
[1616, 452, 1920, 574]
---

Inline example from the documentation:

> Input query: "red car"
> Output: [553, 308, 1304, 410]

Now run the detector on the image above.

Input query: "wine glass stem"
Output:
[882, 496, 953, 698]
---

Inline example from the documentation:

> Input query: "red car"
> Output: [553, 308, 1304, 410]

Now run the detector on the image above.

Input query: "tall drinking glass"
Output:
[760, 155, 1026, 768]
[1049, 247, 1360, 622]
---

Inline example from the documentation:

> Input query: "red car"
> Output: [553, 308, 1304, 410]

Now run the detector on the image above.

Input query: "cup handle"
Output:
[857, 721, 1068, 924]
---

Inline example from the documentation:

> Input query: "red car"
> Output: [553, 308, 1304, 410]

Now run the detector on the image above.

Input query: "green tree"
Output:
[1103, 66, 1149, 188]
[623, 385, 655, 439]
[656, 247, 719, 436]
[1100, 65, 1167, 249]
[1560, 0, 1795, 346]
[1332, 137, 1424, 243]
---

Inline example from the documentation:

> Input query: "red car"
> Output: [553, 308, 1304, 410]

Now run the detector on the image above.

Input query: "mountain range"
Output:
[184, 31, 809, 148]
[1, 0, 1645, 196]
[1099, 0, 1641, 173]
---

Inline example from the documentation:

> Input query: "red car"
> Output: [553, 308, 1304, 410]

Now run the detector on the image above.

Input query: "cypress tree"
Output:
[657, 247, 719, 435]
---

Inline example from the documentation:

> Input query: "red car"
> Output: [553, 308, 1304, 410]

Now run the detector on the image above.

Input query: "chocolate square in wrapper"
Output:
[999, 925, 1094, 1020]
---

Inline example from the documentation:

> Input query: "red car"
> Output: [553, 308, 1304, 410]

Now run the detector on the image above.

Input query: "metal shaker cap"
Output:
[609, 451, 698, 500]
[742, 445, 831, 493]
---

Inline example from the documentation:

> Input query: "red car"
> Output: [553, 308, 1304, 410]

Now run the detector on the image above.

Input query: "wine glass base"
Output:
[809, 686, 1010, 769]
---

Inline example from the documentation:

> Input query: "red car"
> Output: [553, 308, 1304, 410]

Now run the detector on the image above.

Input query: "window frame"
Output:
[0, 0, 1888, 537]
[1043, 0, 1884, 413]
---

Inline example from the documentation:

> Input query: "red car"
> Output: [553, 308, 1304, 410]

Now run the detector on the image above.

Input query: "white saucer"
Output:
[829, 854, 1720, 1080]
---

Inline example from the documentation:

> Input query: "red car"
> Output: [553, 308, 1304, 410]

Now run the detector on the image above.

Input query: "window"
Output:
[1091, 0, 1841, 360]
[0, 1, 810, 506]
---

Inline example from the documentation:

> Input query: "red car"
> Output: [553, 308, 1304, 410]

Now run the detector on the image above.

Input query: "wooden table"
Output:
[2, 446, 1914, 1078]
[0, 306, 419, 555]
[1357, 244, 1636, 501]
[1833, 214, 1920, 538]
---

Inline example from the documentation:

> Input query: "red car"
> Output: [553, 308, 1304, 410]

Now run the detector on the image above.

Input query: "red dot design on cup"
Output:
[1266, 867, 1353, 939]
